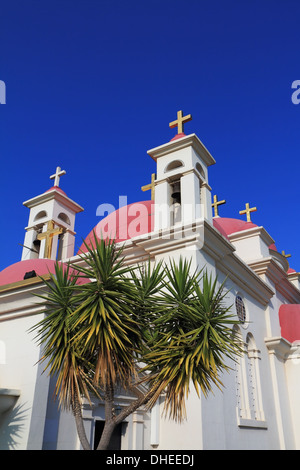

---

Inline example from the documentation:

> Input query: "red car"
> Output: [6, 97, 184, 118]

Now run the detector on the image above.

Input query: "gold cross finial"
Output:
[282, 250, 291, 259]
[212, 194, 226, 217]
[141, 173, 156, 201]
[169, 110, 192, 135]
[239, 203, 257, 222]
[50, 166, 66, 187]
[37, 220, 64, 258]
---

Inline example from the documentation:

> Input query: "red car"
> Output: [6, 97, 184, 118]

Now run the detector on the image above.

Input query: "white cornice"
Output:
[248, 257, 300, 304]
[23, 189, 84, 213]
[215, 252, 274, 306]
[228, 225, 275, 247]
[0, 280, 48, 322]
[147, 133, 216, 167]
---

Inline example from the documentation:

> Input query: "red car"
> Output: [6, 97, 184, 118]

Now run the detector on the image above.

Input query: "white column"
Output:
[132, 411, 144, 450]
[201, 182, 213, 222]
[150, 400, 160, 447]
[180, 171, 201, 225]
[60, 231, 75, 259]
[154, 180, 172, 231]
[22, 229, 38, 260]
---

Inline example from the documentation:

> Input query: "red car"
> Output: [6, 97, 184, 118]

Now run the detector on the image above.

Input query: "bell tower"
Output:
[21, 167, 84, 261]
[147, 111, 215, 232]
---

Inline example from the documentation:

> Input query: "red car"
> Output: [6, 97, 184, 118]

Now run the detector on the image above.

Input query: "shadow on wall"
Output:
[0, 402, 29, 450]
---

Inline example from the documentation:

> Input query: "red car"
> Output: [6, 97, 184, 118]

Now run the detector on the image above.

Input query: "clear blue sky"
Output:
[1, 0, 299, 273]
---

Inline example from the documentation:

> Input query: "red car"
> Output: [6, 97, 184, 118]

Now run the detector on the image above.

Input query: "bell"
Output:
[171, 181, 181, 204]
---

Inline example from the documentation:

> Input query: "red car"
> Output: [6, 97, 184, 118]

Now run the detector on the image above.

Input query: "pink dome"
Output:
[0, 258, 86, 287]
[212, 217, 257, 239]
[78, 200, 154, 254]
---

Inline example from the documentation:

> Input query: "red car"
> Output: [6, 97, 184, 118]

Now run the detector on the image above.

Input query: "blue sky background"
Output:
[0, 0, 299, 272]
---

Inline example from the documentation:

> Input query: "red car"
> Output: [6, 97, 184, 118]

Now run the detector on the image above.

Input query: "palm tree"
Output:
[70, 235, 144, 449]
[32, 236, 241, 450]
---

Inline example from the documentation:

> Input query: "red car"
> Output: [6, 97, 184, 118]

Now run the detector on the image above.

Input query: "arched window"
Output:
[164, 160, 184, 173]
[58, 212, 70, 225]
[233, 327, 250, 420]
[235, 294, 247, 324]
[246, 334, 265, 421]
[196, 162, 205, 179]
[34, 210, 47, 221]
[234, 326, 266, 427]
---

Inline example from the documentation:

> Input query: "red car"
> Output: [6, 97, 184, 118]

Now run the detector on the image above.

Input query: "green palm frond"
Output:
[30, 262, 97, 409]
[70, 234, 141, 387]
[142, 260, 242, 421]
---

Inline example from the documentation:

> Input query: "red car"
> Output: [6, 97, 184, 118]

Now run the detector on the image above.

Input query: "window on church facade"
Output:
[165, 160, 184, 172]
[246, 334, 265, 422]
[234, 327, 266, 427]
[234, 328, 250, 420]
[235, 295, 246, 323]
[34, 210, 47, 221]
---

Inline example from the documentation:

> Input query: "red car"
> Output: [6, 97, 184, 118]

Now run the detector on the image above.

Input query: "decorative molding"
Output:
[249, 258, 300, 304]
[228, 226, 274, 248]
[0, 274, 51, 293]
[23, 189, 84, 214]
[264, 336, 292, 360]
[147, 133, 216, 167]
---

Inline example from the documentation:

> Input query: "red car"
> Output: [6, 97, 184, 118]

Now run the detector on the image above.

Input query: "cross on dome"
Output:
[239, 202, 257, 222]
[50, 166, 66, 187]
[212, 194, 226, 217]
[169, 110, 192, 135]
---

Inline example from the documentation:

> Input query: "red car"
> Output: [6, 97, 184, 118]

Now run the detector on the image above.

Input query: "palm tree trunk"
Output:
[97, 378, 115, 450]
[96, 382, 160, 450]
[72, 395, 91, 450]
[97, 420, 116, 450]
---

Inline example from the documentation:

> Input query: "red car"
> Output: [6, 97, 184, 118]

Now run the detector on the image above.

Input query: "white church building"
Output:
[1, 111, 300, 450]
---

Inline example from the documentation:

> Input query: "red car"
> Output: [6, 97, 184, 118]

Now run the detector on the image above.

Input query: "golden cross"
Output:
[37, 220, 64, 258]
[212, 194, 226, 217]
[141, 173, 156, 200]
[169, 110, 192, 135]
[282, 250, 291, 259]
[239, 203, 257, 222]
